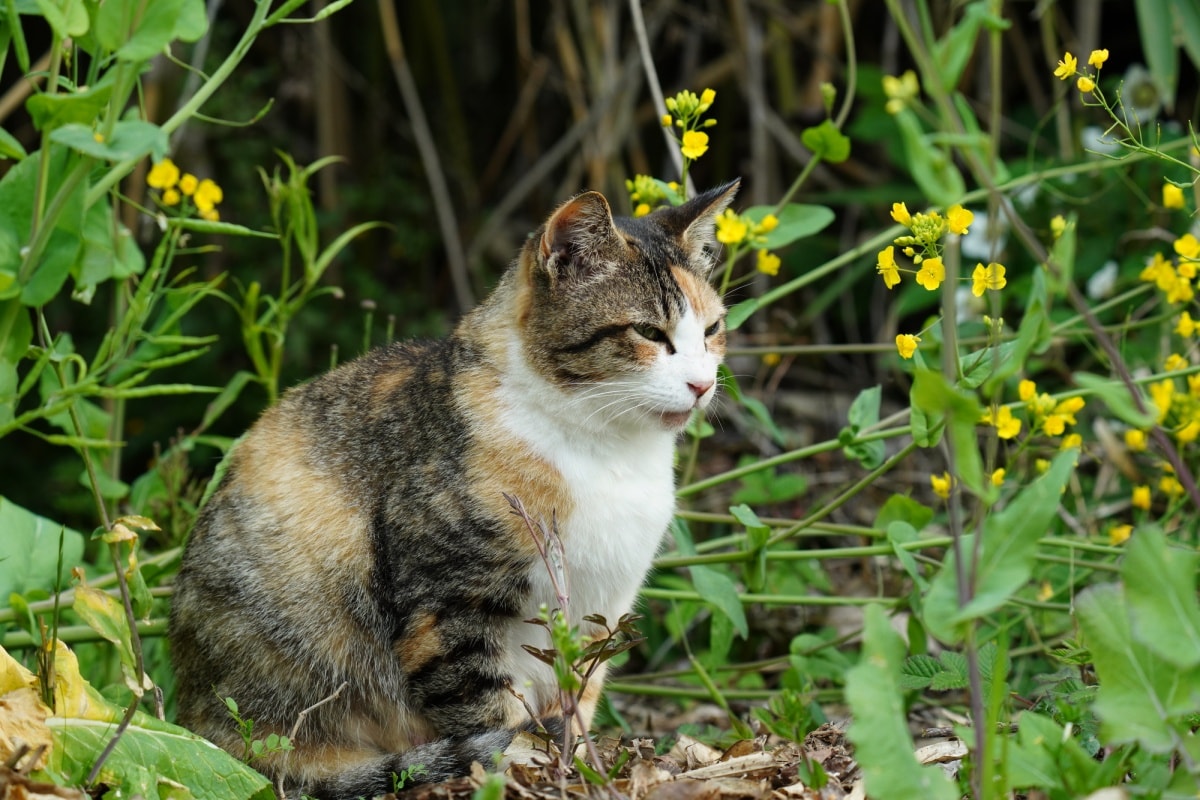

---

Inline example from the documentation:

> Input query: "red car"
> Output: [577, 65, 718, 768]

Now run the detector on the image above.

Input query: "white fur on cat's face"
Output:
[628, 302, 722, 430]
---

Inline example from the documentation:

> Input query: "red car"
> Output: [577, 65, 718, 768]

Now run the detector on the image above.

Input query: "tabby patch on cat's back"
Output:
[169, 179, 739, 800]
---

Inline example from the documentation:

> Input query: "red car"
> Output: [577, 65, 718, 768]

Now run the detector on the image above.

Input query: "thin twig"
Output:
[287, 681, 349, 741]
[627, 0, 692, 196]
[377, 0, 474, 313]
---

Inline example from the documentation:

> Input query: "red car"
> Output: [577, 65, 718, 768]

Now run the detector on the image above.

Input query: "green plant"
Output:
[222, 696, 294, 764]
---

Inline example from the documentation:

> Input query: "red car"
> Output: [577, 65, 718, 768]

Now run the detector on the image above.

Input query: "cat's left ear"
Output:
[538, 191, 626, 286]
[666, 179, 741, 275]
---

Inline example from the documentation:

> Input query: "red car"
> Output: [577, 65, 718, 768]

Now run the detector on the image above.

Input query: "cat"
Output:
[168, 179, 739, 799]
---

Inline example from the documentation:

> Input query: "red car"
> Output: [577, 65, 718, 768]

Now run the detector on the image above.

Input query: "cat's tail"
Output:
[291, 729, 516, 800]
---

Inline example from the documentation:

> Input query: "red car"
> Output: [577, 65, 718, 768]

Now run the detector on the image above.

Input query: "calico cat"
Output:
[169, 179, 739, 799]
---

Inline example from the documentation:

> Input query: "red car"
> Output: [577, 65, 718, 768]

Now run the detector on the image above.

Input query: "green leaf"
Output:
[910, 368, 986, 497]
[892, 108, 965, 206]
[923, 450, 1076, 644]
[731, 504, 771, 593]
[743, 203, 835, 250]
[1173, 0, 1200, 71]
[1076, 582, 1200, 752]
[799, 119, 851, 163]
[167, 217, 279, 239]
[885, 521, 927, 590]
[0, 497, 85, 599]
[897, 653, 941, 690]
[0, 299, 32, 425]
[846, 606, 957, 800]
[841, 385, 885, 468]
[689, 565, 748, 638]
[50, 120, 168, 162]
[982, 268, 1052, 396]
[25, 83, 113, 133]
[932, 2, 1009, 92]
[1072, 372, 1157, 430]
[73, 585, 146, 693]
[0, 126, 27, 160]
[873, 494, 933, 533]
[1123, 527, 1200, 669]
[34, 0, 88, 38]
[724, 297, 758, 331]
[1135, 0, 1179, 111]
[1046, 212, 1076, 297]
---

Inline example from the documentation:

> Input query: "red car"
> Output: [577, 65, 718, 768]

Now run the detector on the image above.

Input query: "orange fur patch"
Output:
[395, 612, 443, 674]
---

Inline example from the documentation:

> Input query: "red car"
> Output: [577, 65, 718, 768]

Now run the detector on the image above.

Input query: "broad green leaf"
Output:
[1123, 527, 1200, 669]
[172, 0, 208, 41]
[0, 497, 85, 599]
[118, 0, 194, 61]
[923, 450, 1076, 644]
[846, 605, 956, 800]
[73, 585, 146, 693]
[1076, 583, 1200, 752]
[799, 119, 851, 163]
[841, 385, 884, 468]
[1072, 372, 1157, 430]
[1135, 0, 1179, 111]
[1007, 711, 1109, 795]
[743, 203, 835, 250]
[24, 642, 274, 799]
[689, 564, 748, 638]
[25, 83, 113, 132]
[897, 653, 941, 690]
[983, 268, 1052, 396]
[73, 198, 145, 304]
[50, 120, 167, 162]
[874, 494, 933, 533]
[34, 0, 87, 37]
[1174, 0, 1200, 71]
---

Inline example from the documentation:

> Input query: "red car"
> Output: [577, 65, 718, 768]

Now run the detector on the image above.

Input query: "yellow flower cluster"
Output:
[714, 210, 782, 276]
[1139, 232, 1200, 305]
[625, 175, 680, 217]
[147, 157, 223, 221]
[663, 88, 717, 163]
[883, 201, 1006, 360]
[1054, 48, 1108, 97]
[882, 70, 919, 115]
[1019, 379, 1086, 438]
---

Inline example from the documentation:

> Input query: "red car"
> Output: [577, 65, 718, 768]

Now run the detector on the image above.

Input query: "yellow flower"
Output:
[1167, 276, 1194, 304]
[1163, 183, 1185, 209]
[200, 207, 220, 222]
[1151, 378, 1175, 420]
[915, 256, 945, 291]
[1061, 432, 1083, 450]
[1037, 581, 1054, 602]
[762, 352, 781, 367]
[179, 173, 198, 196]
[699, 87, 716, 109]
[756, 214, 779, 234]
[1125, 429, 1148, 452]
[946, 204, 974, 235]
[1176, 311, 1197, 337]
[756, 250, 781, 276]
[1035, 458, 1050, 474]
[634, 203, 651, 217]
[681, 130, 709, 160]
[162, 187, 181, 206]
[1018, 379, 1037, 403]
[1054, 52, 1078, 80]
[896, 333, 921, 359]
[930, 471, 952, 499]
[971, 262, 1007, 296]
[1041, 396, 1084, 436]
[92, 132, 104, 143]
[194, 178, 223, 212]
[1132, 484, 1151, 510]
[661, 114, 673, 127]
[1166, 353, 1190, 372]
[876, 246, 901, 289]
[991, 468, 1006, 487]
[1050, 215, 1066, 239]
[982, 405, 1021, 439]
[1077, 76, 1096, 93]
[1177, 420, 1200, 443]
[882, 70, 919, 114]
[1088, 49, 1109, 69]
[1109, 524, 1132, 546]
[1160, 476, 1185, 497]
[1141, 251, 1174, 286]
[1174, 233, 1200, 261]
[715, 209, 748, 244]
[147, 158, 180, 190]
[890, 202, 911, 226]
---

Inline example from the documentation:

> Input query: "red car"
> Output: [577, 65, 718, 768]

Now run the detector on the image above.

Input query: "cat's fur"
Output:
[169, 180, 739, 799]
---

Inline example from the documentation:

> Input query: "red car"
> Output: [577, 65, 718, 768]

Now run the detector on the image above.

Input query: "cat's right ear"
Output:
[537, 191, 625, 286]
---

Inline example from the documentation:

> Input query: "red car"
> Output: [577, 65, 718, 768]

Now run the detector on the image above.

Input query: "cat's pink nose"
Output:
[687, 380, 714, 398]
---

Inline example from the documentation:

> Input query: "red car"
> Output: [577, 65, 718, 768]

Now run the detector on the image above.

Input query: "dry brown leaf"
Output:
[643, 777, 719, 800]
[0, 689, 51, 771]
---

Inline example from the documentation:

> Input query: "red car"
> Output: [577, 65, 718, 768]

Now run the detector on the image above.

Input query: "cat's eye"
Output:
[704, 320, 722, 337]
[632, 323, 668, 343]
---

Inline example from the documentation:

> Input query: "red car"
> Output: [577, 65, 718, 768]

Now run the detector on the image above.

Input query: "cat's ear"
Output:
[666, 179, 741, 275]
[538, 191, 625, 285]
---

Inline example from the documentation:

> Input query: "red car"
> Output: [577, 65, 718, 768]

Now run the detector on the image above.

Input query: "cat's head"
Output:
[515, 180, 740, 433]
